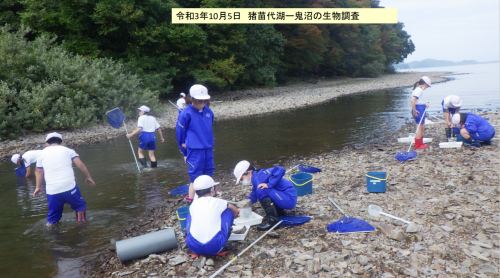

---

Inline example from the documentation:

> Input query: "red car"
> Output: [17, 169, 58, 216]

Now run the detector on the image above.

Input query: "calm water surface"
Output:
[0, 63, 498, 277]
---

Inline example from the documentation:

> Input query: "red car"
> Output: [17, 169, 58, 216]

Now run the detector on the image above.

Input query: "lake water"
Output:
[0, 62, 498, 277]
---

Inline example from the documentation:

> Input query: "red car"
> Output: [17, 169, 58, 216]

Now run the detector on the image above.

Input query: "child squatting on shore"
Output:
[452, 113, 495, 147]
[411, 76, 432, 150]
[234, 160, 298, 231]
[176, 84, 215, 205]
[33, 132, 95, 225]
[126, 105, 164, 168]
[185, 175, 239, 256]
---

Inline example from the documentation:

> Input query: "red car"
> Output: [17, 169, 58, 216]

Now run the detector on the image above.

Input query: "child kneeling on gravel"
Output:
[185, 175, 239, 256]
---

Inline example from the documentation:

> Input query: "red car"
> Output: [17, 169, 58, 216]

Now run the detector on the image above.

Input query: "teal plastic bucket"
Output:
[176, 206, 190, 234]
[290, 172, 313, 196]
[365, 172, 388, 193]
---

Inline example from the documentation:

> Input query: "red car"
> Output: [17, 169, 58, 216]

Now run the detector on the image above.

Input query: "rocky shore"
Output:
[82, 111, 499, 277]
[0, 72, 449, 161]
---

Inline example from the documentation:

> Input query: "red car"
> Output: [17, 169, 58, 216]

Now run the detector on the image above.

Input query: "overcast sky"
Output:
[380, 0, 500, 63]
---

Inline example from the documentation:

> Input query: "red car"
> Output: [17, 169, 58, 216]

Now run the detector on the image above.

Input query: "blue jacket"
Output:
[464, 113, 494, 134]
[176, 105, 214, 156]
[247, 166, 297, 204]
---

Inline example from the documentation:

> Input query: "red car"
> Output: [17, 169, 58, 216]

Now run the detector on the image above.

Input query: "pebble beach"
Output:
[72, 72, 500, 277]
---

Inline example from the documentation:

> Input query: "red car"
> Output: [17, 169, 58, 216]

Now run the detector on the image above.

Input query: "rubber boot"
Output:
[76, 211, 86, 222]
[467, 138, 481, 148]
[276, 207, 287, 217]
[139, 158, 148, 168]
[414, 137, 428, 150]
[445, 128, 452, 139]
[151, 161, 157, 168]
[256, 197, 280, 231]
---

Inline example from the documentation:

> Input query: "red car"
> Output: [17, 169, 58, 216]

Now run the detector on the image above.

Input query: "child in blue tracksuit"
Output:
[176, 84, 215, 204]
[234, 160, 297, 231]
[452, 113, 495, 147]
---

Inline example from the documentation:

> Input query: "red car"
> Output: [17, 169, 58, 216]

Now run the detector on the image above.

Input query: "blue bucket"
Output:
[176, 206, 190, 234]
[365, 172, 388, 193]
[290, 173, 313, 196]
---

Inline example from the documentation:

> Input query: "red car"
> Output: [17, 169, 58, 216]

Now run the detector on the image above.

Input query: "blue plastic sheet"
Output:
[327, 217, 376, 234]
[279, 215, 311, 226]
[298, 164, 322, 173]
[395, 151, 417, 162]
[169, 184, 190, 195]
[15, 164, 27, 178]
[106, 108, 127, 129]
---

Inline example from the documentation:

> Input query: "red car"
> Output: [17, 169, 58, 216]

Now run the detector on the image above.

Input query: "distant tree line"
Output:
[0, 0, 414, 138]
[1, 0, 414, 96]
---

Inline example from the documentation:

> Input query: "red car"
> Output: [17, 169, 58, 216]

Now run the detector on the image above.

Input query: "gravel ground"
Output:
[81, 111, 500, 278]
[0, 72, 449, 161]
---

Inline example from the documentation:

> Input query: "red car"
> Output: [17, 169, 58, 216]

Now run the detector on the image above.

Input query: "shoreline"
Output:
[0, 72, 451, 162]
[83, 111, 499, 277]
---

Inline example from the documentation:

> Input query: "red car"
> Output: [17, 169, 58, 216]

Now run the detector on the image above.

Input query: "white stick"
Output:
[168, 100, 182, 111]
[285, 164, 298, 174]
[209, 220, 283, 278]
[380, 212, 412, 224]
[123, 122, 141, 172]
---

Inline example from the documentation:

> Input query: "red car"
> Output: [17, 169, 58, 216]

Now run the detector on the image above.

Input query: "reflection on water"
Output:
[0, 63, 498, 277]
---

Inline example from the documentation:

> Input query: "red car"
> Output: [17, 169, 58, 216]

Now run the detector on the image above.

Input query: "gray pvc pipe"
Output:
[116, 228, 178, 262]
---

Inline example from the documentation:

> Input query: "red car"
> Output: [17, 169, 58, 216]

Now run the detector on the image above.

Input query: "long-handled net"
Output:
[395, 107, 427, 162]
[15, 164, 27, 178]
[326, 197, 375, 234]
[105, 108, 141, 172]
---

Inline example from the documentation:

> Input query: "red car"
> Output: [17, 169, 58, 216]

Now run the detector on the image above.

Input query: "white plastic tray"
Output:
[234, 212, 263, 226]
[228, 226, 250, 241]
[439, 142, 463, 148]
[397, 137, 433, 143]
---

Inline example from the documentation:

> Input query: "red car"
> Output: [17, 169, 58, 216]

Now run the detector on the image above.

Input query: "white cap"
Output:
[193, 175, 219, 190]
[138, 105, 150, 112]
[421, 76, 431, 87]
[234, 160, 250, 185]
[45, 132, 62, 142]
[451, 114, 461, 125]
[189, 84, 210, 100]
[180, 92, 186, 97]
[11, 154, 20, 164]
[450, 95, 462, 107]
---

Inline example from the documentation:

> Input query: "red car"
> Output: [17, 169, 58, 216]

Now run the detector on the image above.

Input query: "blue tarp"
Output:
[279, 215, 311, 226]
[327, 217, 376, 234]
[169, 184, 190, 195]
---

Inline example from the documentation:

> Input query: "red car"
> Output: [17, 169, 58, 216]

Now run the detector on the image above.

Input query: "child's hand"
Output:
[182, 143, 186, 149]
[257, 183, 268, 189]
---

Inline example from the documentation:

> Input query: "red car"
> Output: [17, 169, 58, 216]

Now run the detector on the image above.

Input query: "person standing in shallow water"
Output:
[34, 132, 95, 225]
[126, 105, 164, 168]
[411, 76, 431, 150]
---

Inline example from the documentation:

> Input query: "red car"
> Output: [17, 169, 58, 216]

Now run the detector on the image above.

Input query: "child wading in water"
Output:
[176, 84, 215, 205]
[411, 76, 432, 150]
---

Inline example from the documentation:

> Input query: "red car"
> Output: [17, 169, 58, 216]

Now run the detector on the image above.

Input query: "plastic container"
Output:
[176, 206, 190, 234]
[365, 172, 388, 193]
[439, 142, 463, 148]
[290, 172, 313, 196]
[397, 137, 433, 143]
[408, 133, 416, 138]
[239, 207, 252, 218]
[447, 137, 457, 142]
[234, 212, 263, 226]
[228, 226, 250, 241]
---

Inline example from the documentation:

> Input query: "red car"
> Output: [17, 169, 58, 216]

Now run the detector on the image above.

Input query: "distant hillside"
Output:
[395, 59, 482, 69]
